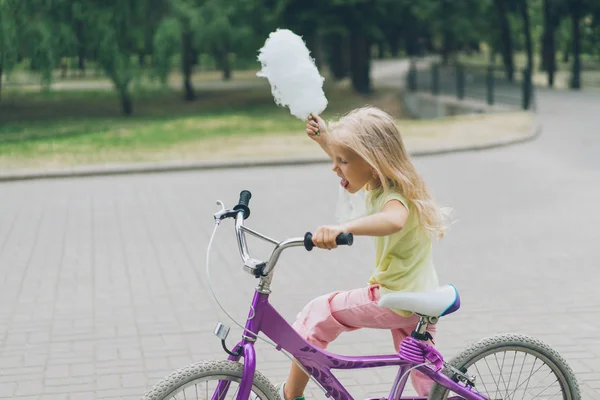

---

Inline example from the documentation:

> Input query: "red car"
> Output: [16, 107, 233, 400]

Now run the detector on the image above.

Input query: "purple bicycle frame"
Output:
[214, 290, 487, 400]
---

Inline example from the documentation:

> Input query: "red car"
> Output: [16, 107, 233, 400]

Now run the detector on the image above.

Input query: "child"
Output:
[280, 106, 448, 400]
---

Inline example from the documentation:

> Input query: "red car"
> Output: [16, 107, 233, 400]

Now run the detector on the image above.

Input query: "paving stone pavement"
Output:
[0, 90, 599, 399]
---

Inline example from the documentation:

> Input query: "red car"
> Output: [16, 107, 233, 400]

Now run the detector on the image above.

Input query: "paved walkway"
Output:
[0, 71, 598, 399]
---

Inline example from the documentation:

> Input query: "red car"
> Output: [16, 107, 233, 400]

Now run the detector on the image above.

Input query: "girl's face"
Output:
[331, 144, 376, 193]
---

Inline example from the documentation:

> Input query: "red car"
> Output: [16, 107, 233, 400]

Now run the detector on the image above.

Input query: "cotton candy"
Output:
[257, 29, 328, 120]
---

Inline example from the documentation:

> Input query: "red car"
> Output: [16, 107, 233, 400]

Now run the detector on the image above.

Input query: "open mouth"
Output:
[340, 178, 350, 189]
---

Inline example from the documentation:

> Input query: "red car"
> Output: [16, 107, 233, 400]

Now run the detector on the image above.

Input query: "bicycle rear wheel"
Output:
[143, 360, 280, 400]
[428, 333, 580, 400]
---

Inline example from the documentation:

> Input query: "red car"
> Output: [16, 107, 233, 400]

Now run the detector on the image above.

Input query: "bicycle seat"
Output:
[378, 284, 460, 317]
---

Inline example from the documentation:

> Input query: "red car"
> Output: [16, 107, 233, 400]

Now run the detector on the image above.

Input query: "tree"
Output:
[570, 0, 583, 89]
[324, 28, 350, 80]
[196, 0, 253, 81]
[494, 0, 515, 81]
[518, 0, 533, 82]
[139, 0, 168, 68]
[277, 0, 377, 93]
[0, 0, 20, 101]
[540, 0, 564, 87]
[409, 0, 489, 64]
[22, 0, 76, 87]
[153, 15, 182, 87]
[82, 0, 148, 115]
[153, 0, 202, 101]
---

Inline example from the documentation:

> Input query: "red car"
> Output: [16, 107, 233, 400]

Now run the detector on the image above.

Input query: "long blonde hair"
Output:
[328, 106, 450, 239]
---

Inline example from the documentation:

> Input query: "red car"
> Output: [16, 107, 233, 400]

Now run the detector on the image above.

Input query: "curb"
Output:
[0, 119, 541, 183]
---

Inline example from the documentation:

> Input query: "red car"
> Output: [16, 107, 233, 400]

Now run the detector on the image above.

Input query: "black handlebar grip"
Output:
[233, 190, 252, 219]
[303, 232, 354, 251]
[336, 233, 354, 246]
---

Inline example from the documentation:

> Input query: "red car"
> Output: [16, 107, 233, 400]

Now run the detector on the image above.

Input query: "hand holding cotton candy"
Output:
[256, 29, 328, 121]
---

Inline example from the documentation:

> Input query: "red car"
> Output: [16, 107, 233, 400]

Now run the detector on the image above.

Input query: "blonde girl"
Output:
[279, 106, 448, 400]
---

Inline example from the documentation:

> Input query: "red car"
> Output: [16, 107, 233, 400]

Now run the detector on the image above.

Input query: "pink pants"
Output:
[292, 285, 437, 397]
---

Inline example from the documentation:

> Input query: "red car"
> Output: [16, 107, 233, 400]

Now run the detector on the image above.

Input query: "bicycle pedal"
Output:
[214, 322, 231, 340]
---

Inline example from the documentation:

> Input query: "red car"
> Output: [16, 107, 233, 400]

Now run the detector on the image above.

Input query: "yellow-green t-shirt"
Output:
[365, 188, 439, 316]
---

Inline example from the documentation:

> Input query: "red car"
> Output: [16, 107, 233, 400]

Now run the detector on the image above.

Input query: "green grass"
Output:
[0, 78, 535, 173]
[0, 83, 411, 169]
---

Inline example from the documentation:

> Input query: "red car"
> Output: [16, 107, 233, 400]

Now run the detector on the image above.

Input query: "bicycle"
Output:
[143, 190, 581, 400]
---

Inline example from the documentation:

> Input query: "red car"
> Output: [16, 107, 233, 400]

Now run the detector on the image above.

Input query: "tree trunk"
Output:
[540, 31, 546, 71]
[562, 42, 570, 63]
[489, 48, 497, 64]
[220, 52, 231, 81]
[541, 0, 557, 87]
[441, 35, 453, 65]
[328, 33, 349, 80]
[540, 0, 550, 72]
[389, 35, 399, 57]
[120, 89, 133, 116]
[76, 20, 85, 77]
[404, 33, 418, 56]
[519, 0, 533, 77]
[349, 27, 371, 94]
[570, 0, 582, 89]
[181, 28, 196, 101]
[377, 41, 385, 59]
[305, 31, 324, 71]
[423, 32, 435, 54]
[78, 55, 85, 77]
[440, 0, 453, 65]
[494, 0, 514, 82]
[547, 33, 556, 87]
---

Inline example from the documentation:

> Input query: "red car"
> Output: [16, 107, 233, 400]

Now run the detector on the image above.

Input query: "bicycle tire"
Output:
[428, 333, 581, 400]
[143, 360, 280, 400]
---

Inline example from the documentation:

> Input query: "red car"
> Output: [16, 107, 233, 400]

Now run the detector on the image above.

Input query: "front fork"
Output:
[213, 322, 257, 400]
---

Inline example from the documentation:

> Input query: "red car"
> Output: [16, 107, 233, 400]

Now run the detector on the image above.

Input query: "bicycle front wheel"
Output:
[428, 333, 581, 400]
[143, 360, 280, 400]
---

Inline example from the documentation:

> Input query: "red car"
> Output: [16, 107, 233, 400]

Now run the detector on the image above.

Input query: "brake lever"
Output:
[213, 201, 242, 222]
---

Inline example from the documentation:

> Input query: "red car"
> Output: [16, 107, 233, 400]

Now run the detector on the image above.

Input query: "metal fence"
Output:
[407, 61, 536, 111]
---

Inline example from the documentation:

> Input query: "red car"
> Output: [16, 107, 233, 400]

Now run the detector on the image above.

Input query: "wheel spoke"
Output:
[504, 351, 518, 400]
[484, 357, 502, 399]
[231, 385, 240, 400]
[474, 363, 492, 399]
[522, 358, 539, 397]
[545, 387, 566, 400]
[513, 352, 528, 400]
[506, 359, 547, 399]
[524, 372, 557, 399]
[493, 352, 511, 396]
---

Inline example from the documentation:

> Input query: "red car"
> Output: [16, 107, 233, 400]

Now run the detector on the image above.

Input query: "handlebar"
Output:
[215, 190, 353, 278]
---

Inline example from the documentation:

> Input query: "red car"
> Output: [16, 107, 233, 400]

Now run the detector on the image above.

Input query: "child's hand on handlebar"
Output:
[312, 225, 347, 250]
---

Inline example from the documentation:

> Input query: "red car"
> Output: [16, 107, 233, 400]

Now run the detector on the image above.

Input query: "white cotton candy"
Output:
[257, 29, 328, 120]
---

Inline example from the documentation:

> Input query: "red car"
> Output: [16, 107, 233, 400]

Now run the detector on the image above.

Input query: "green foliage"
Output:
[0, 0, 20, 74]
[3, 0, 600, 109]
[153, 16, 181, 85]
